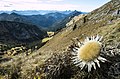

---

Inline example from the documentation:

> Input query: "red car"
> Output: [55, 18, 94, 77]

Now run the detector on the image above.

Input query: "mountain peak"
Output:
[10, 12, 20, 16]
[0, 13, 8, 16]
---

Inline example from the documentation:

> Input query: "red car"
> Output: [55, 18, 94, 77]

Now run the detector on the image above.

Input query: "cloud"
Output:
[0, 0, 42, 4]
[0, 2, 79, 11]
[4, 5, 11, 7]
[46, 0, 63, 2]
[0, 0, 72, 11]
[37, 0, 63, 2]
[51, 0, 63, 1]
[12, 3, 78, 11]
[0, 0, 63, 5]
[0, 0, 110, 11]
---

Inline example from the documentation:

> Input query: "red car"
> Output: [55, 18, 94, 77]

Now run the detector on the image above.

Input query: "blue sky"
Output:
[0, 0, 111, 12]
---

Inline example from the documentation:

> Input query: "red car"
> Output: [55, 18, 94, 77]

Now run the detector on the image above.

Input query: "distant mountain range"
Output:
[0, 10, 85, 31]
[0, 10, 85, 47]
[49, 10, 82, 31]
[0, 10, 87, 15]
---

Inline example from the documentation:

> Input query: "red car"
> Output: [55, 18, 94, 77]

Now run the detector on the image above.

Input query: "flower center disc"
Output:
[78, 41, 101, 62]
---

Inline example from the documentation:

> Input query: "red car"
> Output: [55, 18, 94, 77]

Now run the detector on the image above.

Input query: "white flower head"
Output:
[71, 35, 107, 72]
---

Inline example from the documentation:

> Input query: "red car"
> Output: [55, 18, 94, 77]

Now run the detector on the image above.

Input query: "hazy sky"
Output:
[0, 0, 111, 12]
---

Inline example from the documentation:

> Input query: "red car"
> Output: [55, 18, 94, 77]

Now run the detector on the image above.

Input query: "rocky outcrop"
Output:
[66, 14, 87, 27]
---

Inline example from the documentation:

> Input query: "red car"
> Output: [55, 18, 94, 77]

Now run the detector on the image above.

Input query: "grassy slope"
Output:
[21, 0, 120, 76]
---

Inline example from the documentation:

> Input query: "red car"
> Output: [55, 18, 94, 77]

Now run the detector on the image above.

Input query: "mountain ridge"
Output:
[0, 10, 87, 15]
[0, 11, 83, 31]
[0, 21, 47, 45]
